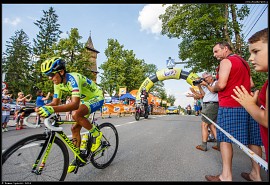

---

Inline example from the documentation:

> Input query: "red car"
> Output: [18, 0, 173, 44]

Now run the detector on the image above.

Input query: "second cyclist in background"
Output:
[38, 57, 104, 173]
[140, 87, 149, 113]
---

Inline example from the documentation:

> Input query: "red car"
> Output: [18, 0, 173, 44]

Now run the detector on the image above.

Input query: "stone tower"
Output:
[85, 33, 100, 82]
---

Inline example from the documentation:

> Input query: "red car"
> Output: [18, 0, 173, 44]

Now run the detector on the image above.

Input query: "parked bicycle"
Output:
[2, 109, 119, 181]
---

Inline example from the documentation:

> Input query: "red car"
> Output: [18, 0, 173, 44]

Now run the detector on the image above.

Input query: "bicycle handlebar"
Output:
[23, 113, 63, 131]
[44, 114, 63, 131]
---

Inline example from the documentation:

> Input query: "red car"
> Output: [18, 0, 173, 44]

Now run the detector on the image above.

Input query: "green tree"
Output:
[33, 6, 62, 56]
[167, 94, 176, 105]
[160, 4, 265, 89]
[2, 29, 34, 97]
[122, 49, 147, 92]
[99, 39, 146, 96]
[54, 28, 94, 79]
[99, 39, 125, 96]
[159, 89, 168, 107]
[32, 6, 63, 94]
[160, 4, 249, 72]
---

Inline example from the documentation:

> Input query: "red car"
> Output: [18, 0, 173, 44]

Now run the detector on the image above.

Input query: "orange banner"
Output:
[102, 104, 135, 115]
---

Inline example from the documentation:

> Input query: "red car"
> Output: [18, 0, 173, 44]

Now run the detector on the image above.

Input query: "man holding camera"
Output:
[191, 72, 219, 152]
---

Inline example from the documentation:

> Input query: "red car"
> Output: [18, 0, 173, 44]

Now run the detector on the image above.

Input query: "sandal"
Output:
[241, 172, 253, 181]
[212, 145, 220, 151]
[196, 145, 207, 151]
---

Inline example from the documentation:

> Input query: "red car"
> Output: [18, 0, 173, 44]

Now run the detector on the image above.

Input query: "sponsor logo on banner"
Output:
[103, 106, 109, 113]
[163, 69, 176, 77]
[114, 107, 120, 112]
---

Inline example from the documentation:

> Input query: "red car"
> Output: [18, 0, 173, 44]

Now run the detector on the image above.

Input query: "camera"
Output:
[192, 78, 205, 86]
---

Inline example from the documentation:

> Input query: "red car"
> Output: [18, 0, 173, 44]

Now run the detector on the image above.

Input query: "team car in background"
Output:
[166, 106, 180, 115]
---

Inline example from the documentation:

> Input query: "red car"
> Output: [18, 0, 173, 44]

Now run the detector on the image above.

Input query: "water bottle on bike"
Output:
[80, 134, 89, 155]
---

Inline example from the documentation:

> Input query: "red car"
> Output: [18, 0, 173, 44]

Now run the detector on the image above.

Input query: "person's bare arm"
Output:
[17, 94, 31, 102]
[186, 93, 195, 97]
[231, 85, 268, 128]
[42, 92, 51, 101]
[190, 87, 203, 99]
[25, 94, 32, 102]
[197, 84, 205, 97]
[50, 96, 80, 113]
[211, 59, 231, 92]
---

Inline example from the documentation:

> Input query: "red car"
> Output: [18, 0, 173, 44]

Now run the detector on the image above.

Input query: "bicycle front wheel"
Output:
[91, 122, 119, 169]
[2, 134, 69, 181]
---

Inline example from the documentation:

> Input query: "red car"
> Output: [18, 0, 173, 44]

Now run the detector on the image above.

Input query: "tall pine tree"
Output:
[2, 29, 34, 96]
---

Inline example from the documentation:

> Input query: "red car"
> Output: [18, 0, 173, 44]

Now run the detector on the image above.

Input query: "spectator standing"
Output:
[231, 28, 268, 166]
[187, 87, 202, 116]
[193, 72, 220, 152]
[123, 98, 128, 105]
[15, 92, 32, 130]
[2, 89, 13, 103]
[35, 90, 51, 127]
[2, 97, 11, 132]
[205, 41, 263, 181]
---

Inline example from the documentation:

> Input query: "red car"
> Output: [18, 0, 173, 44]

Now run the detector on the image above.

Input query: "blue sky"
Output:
[2, 4, 268, 108]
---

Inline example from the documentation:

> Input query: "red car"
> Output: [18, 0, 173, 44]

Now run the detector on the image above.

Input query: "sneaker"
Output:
[16, 127, 21, 130]
[91, 132, 103, 152]
[67, 159, 77, 173]
[2, 129, 4, 132]
[4, 128, 8, 132]
[36, 125, 41, 128]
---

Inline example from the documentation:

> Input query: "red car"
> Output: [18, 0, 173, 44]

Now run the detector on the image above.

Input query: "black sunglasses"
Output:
[46, 71, 59, 78]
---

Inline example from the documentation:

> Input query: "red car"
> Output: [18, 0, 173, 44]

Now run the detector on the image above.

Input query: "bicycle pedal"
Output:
[74, 166, 79, 174]
[78, 163, 86, 167]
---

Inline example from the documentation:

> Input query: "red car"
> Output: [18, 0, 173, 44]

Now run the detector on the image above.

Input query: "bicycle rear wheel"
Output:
[2, 134, 69, 181]
[91, 122, 119, 169]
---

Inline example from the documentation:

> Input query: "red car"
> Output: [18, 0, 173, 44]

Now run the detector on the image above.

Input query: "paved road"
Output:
[2, 114, 268, 181]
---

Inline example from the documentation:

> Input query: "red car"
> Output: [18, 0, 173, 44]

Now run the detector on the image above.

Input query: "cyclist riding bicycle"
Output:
[38, 57, 104, 173]
[140, 87, 149, 113]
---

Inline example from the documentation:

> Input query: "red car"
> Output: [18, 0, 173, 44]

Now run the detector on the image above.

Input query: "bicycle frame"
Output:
[29, 113, 98, 174]
[31, 121, 87, 174]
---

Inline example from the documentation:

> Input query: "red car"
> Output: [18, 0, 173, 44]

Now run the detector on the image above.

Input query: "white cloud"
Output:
[138, 4, 171, 35]
[3, 17, 21, 26]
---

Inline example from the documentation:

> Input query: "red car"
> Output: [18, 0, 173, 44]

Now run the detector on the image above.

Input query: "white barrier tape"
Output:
[201, 113, 268, 172]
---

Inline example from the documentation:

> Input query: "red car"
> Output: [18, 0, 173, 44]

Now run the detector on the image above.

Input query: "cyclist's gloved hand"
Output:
[38, 106, 55, 118]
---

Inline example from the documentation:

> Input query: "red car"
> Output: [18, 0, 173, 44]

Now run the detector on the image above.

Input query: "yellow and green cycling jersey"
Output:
[53, 72, 103, 101]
